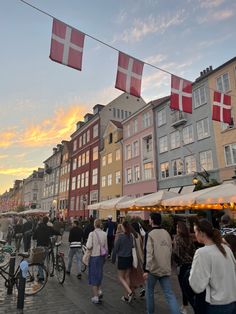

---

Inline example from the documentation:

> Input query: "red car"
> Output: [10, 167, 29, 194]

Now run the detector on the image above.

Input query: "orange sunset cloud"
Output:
[0, 105, 87, 148]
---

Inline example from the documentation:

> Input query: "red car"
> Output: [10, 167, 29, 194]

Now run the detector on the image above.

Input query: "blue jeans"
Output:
[67, 247, 82, 273]
[146, 273, 180, 314]
[206, 302, 236, 314]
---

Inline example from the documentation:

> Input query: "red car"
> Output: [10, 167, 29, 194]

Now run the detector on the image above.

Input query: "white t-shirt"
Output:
[189, 244, 236, 305]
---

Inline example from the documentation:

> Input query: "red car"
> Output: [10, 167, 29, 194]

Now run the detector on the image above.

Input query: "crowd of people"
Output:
[1, 212, 236, 314]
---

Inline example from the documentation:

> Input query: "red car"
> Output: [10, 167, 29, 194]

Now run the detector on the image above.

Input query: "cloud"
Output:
[0, 166, 37, 176]
[0, 154, 8, 160]
[113, 10, 186, 43]
[198, 0, 225, 8]
[0, 104, 87, 149]
[198, 5, 235, 23]
[145, 54, 167, 65]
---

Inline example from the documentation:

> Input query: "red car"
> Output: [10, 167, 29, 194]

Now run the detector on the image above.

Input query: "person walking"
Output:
[104, 215, 116, 258]
[86, 219, 107, 304]
[189, 219, 236, 314]
[112, 221, 134, 303]
[173, 221, 196, 314]
[22, 217, 33, 252]
[143, 212, 180, 314]
[14, 218, 24, 252]
[66, 220, 83, 279]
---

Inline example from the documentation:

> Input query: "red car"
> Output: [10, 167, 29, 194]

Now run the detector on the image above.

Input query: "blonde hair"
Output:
[94, 219, 102, 229]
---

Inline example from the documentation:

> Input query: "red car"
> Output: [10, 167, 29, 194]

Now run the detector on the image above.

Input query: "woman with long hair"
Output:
[112, 220, 133, 303]
[173, 221, 195, 314]
[189, 219, 236, 314]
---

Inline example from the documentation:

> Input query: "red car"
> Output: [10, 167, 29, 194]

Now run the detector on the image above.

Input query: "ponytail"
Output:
[195, 219, 226, 257]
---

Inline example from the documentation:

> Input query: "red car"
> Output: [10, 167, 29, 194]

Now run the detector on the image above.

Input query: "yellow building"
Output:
[99, 120, 123, 220]
[208, 57, 236, 182]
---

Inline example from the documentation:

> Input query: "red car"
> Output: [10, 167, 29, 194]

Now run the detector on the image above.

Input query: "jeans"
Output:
[67, 247, 82, 274]
[146, 273, 180, 314]
[206, 302, 236, 314]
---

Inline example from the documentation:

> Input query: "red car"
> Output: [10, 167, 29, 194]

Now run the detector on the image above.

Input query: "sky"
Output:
[0, 0, 236, 194]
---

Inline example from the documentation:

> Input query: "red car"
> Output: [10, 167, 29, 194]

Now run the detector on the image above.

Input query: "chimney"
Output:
[53, 147, 57, 154]
[209, 65, 213, 71]
[200, 71, 203, 76]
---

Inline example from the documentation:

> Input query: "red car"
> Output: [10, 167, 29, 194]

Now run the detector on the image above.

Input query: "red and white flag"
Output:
[115, 52, 144, 97]
[212, 91, 231, 124]
[50, 19, 85, 71]
[170, 75, 192, 113]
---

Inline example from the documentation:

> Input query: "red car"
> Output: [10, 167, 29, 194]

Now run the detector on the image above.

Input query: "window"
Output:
[172, 158, 183, 176]
[79, 136, 82, 148]
[115, 171, 121, 184]
[134, 165, 140, 182]
[183, 125, 194, 144]
[93, 146, 98, 161]
[93, 124, 98, 138]
[144, 162, 153, 180]
[125, 111, 128, 118]
[160, 162, 169, 179]
[73, 140, 77, 151]
[157, 109, 166, 126]
[127, 124, 131, 137]
[82, 153, 85, 166]
[115, 149, 121, 161]
[134, 119, 138, 133]
[197, 118, 209, 140]
[170, 130, 180, 149]
[101, 176, 106, 187]
[193, 85, 207, 108]
[109, 133, 113, 144]
[113, 108, 116, 118]
[107, 174, 112, 186]
[144, 135, 152, 153]
[86, 130, 90, 143]
[107, 153, 112, 164]
[81, 173, 85, 188]
[86, 150, 90, 164]
[82, 133, 86, 145]
[72, 158, 77, 170]
[159, 136, 168, 153]
[133, 141, 139, 157]
[102, 156, 106, 166]
[85, 171, 89, 187]
[92, 168, 98, 185]
[126, 168, 132, 183]
[216, 73, 230, 93]
[71, 176, 76, 190]
[78, 155, 82, 168]
[126, 145, 132, 160]
[200, 150, 213, 170]
[142, 112, 151, 128]
[185, 155, 196, 174]
[77, 174, 81, 189]
[121, 109, 124, 119]
[224, 143, 236, 166]
[70, 197, 75, 211]
[117, 109, 120, 119]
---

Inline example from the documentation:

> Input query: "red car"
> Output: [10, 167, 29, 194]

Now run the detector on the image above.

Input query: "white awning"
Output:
[181, 185, 195, 194]
[169, 187, 182, 194]
[88, 196, 134, 210]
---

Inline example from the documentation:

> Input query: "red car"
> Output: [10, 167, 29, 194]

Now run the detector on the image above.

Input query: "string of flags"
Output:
[21, 1, 233, 125]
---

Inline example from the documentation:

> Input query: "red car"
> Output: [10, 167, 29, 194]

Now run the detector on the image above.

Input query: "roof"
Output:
[149, 96, 170, 109]
[110, 120, 123, 129]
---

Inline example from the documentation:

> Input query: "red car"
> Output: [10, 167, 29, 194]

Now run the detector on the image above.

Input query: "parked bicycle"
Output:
[47, 238, 66, 284]
[0, 240, 48, 296]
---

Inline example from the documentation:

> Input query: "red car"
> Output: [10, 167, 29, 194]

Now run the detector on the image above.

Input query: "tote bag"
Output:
[82, 247, 92, 266]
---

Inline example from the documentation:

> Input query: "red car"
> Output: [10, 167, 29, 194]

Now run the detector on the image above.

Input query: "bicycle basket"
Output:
[30, 247, 45, 264]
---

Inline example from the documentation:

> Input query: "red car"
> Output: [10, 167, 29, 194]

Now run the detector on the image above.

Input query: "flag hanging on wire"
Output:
[170, 75, 192, 113]
[212, 91, 231, 124]
[50, 19, 85, 71]
[115, 52, 144, 97]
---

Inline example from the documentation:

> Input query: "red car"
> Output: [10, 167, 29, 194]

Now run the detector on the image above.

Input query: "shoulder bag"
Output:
[95, 230, 108, 256]
[132, 235, 138, 268]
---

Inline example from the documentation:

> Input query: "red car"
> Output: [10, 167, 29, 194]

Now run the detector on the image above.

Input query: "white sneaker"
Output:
[91, 296, 100, 304]
[180, 305, 188, 314]
[98, 290, 103, 299]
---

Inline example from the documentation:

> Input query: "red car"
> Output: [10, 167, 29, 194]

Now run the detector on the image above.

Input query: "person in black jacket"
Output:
[66, 220, 84, 279]
[22, 217, 33, 252]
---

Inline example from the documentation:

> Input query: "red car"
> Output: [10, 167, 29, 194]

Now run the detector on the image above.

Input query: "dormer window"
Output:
[109, 133, 113, 144]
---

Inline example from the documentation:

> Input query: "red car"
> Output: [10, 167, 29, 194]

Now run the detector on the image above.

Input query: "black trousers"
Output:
[107, 236, 114, 256]
[178, 264, 191, 306]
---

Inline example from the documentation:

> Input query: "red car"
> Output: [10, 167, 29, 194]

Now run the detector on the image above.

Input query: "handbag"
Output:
[139, 223, 146, 237]
[132, 236, 138, 268]
[82, 247, 92, 266]
[95, 231, 108, 256]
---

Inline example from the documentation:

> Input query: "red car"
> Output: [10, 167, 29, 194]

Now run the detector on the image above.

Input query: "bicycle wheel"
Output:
[81, 262, 87, 273]
[0, 250, 11, 268]
[55, 255, 65, 284]
[16, 263, 48, 296]
[46, 251, 55, 277]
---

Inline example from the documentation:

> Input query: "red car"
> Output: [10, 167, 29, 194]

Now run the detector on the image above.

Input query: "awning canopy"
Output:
[88, 196, 134, 210]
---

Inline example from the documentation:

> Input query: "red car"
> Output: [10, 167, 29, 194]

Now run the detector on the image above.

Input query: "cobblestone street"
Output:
[0, 233, 194, 314]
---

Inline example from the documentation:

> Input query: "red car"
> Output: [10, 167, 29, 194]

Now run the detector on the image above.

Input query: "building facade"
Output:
[69, 93, 146, 218]
[122, 102, 157, 219]
[23, 168, 44, 209]
[99, 120, 123, 220]
[207, 57, 236, 182]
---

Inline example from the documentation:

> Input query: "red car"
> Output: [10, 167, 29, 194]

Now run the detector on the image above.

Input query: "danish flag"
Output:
[212, 91, 231, 124]
[170, 75, 192, 113]
[115, 52, 144, 97]
[50, 19, 85, 71]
